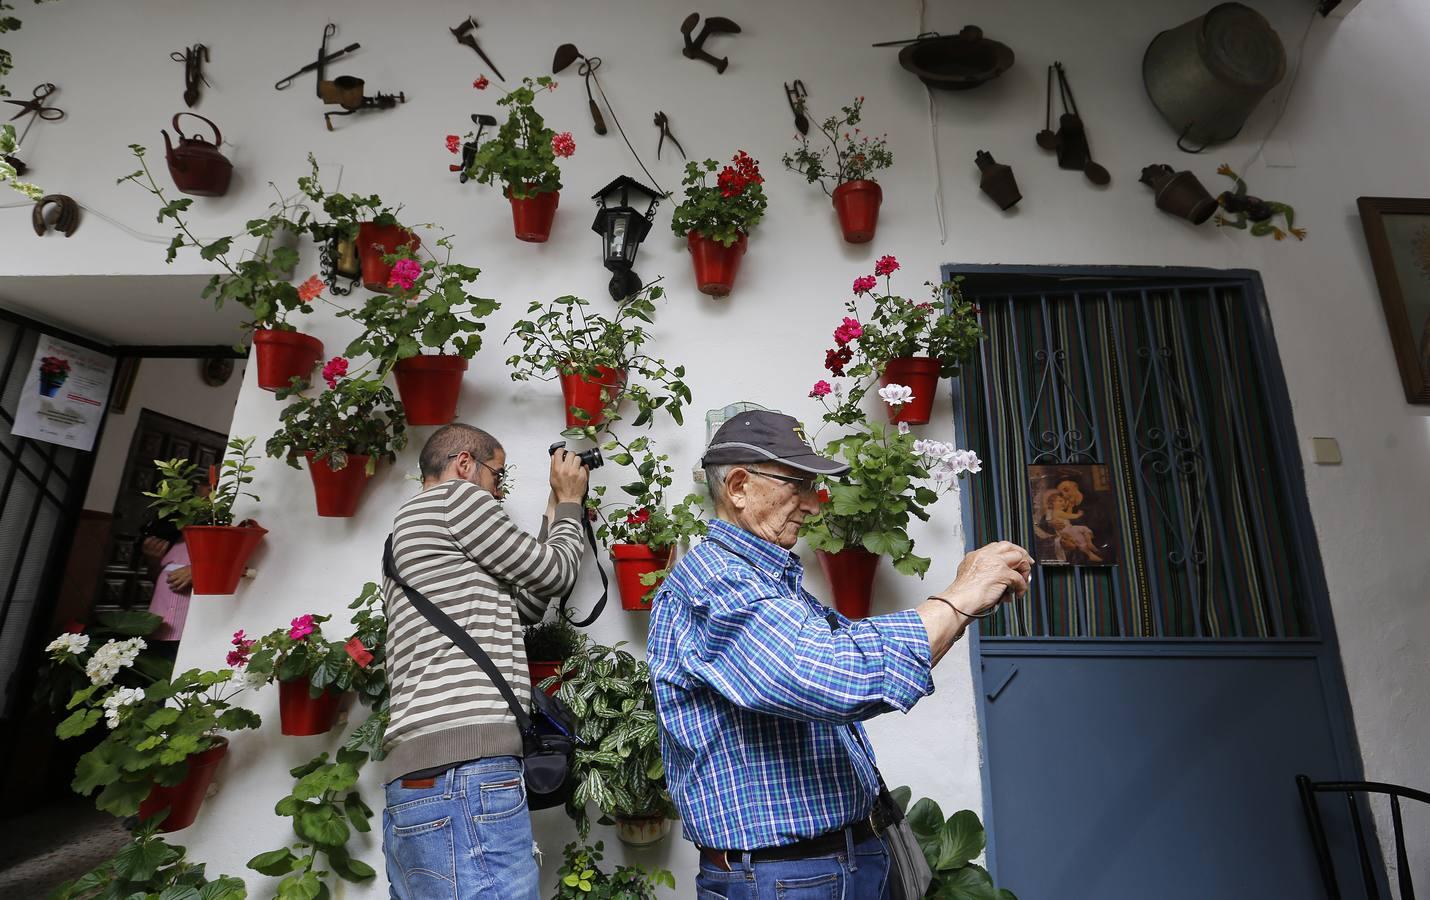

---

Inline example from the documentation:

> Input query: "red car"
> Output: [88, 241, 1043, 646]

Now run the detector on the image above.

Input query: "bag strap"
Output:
[383, 534, 535, 736]
[556, 505, 609, 627]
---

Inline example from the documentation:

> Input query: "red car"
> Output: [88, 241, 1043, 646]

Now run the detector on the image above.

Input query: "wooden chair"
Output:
[1297, 773, 1429, 899]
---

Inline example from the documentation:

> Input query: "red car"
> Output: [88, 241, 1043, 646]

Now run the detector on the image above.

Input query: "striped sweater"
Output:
[380, 478, 584, 782]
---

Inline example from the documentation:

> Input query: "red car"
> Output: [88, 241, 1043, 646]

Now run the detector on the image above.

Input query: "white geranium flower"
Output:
[46, 633, 90, 656]
[241, 668, 269, 689]
[878, 384, 914, 407]
[102, 686, 145, 729]
[897, 422, 910, 434]
[84, 637, 147, 686]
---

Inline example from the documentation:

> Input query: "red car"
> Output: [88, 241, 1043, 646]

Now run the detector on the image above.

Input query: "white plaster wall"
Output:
[7, 0, 1430, 894]
[83, 357, 247, 512]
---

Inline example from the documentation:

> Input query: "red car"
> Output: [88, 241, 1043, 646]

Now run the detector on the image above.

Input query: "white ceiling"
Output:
[0, 274, 249, 346]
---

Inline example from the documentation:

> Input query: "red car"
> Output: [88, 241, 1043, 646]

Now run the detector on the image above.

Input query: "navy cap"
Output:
[700, 410, 849, 476]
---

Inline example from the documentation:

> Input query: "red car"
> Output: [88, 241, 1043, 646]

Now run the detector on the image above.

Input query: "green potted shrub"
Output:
[669, 151, 768, 296]
[552, 840, 675, 899]
[121, 145, 326, 393]
[891, 786, 1018, 899]
[505, 281, 691, 433]
[266, 370, 407, 518]
[49, 829, 248, 900]
[464, 75, 573, 242]
[553, 642, 674, 846]
[144, 436, 265, 595]
[47, 634, 261, 831]
[298, 153, 413, 293]
[339, 236, 500, 426]
[523, 615, 587, 697]
[782, 96, 893, 243]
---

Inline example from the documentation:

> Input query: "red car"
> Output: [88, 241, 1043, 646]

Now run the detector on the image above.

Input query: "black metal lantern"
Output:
[591, 176, 661, 301]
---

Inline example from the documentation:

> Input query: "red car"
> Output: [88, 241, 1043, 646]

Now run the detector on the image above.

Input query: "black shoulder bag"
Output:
[383, 535, 577, 810]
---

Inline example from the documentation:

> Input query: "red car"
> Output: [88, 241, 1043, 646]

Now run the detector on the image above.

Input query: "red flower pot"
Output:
[528, 660, 564, 697]
[507, 188, 560, 243]
[357, 222, 420, 292]
[278, 679, 346, 736]
[394, 355, 468, 426]
[612, 544, 673, 611]
[138, 737, 228, 832]
[686, 231, 747, 297]
[183, 524, 267, 595]
[816, 547, 882, 620]
[253, 329, 323, 393]
[305, 452, 372, 518]
[559, 366, 626, 428]
[881, 357, 942, 426]
[832, 180, 883, 244]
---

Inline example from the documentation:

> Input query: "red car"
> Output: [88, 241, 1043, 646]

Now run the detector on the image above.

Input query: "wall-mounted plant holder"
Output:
[163, 112, 233, 197]
[975, 150, 1021, 210]
[1139, 164, 1217, 225]
[318, 229, 360, 296]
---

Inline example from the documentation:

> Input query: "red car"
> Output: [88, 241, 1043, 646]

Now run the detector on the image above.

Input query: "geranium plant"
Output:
[589, 434, 705, 562]
[144, 436, 259, 528]
[266, 373, 407, 476]
[669, 151, 768, 246]
[297, 153, 403, 244]
[231, 612, 382, 703]
[782, 96, 893, 196]
[553, 840, 675, 900]
[50, 829, 248, 900]
[464, 76, 567, 198]
[341, 581, 391, 761]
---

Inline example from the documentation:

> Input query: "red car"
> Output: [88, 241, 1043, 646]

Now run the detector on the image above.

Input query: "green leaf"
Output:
[72, 752, 119, 794]
[343, 792, 372, 833]
[289, 754, 329, 780]
[248, 848, 300, 876]
[296, 804, 350, 846]
[937, 862, 1001, 900]
[890, 785, 912, 815]
[113, 835, 179, 881]
[935, 810, 987, 870]
[57, 707, 102, 739]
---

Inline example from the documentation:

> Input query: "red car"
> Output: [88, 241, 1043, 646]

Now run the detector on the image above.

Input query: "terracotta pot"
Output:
[394, 355, 468, 426]
[686, 231, 747, 297]
[558, 366, 626, 428]
[527, 660, 564, 698]
[832, 180, 883, 243]
[183, 524, 267, 595]
[357, 222, 420, 293]
[614, 814, 672, 847]
[612, 544, 673, 611]
[138, 737, 228, 832]
[507, 187, 560, 243]
[305, 452, 372, 518]
[881, 357, 942, 425]
[253, 329, 324, 393]
[278, 679, 346, 736]
[816, 547, 882, 620]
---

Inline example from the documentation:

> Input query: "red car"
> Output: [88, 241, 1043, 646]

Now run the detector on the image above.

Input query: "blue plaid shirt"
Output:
[647, 519, 934, 851]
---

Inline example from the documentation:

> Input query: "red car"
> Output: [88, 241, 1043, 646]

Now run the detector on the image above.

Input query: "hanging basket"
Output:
[393, 355, 468, 426]
[357, 222, 420, 293]
[304, 452, 372, 518]
[558, 366, 626, 428]
[881, 357, 942, 425]
[507, 187, 560, 243]
[816, 547, 882, 620]
[832, 181, 883, 244]
[138, 737, 228, 832]
[611, 544, 673, 611]
[686, 231, 747, 297]
[253, 329, 323, 393]
[527, 660, 565, 698]
[182, 524, 267, 595]
[278, 679, 346, 736]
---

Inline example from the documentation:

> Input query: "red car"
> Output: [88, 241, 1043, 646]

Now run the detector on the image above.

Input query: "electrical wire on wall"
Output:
[1235, 2, 1320, 176]
[918, 0, 947, 245]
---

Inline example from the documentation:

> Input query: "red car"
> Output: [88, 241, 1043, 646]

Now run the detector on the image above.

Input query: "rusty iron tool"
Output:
[172, 44, 210, 107]
[274, 23, 360, 91]
[553, 43, 606, 135]
[1036, 65, 1058, 150]
[324, 90, 405, 131]
[785, 80, 808, 135]
[680, 13, 741, 73]
[653, 110, 685, 160]
[5, 82, 64, 148]
[451, 16, 505, 83]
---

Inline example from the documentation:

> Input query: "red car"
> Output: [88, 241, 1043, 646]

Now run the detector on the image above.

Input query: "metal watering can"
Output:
[162, 112, 233, 196]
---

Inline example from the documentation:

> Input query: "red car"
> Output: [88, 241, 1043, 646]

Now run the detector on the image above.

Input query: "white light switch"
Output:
[1311, 437, 1342, 465]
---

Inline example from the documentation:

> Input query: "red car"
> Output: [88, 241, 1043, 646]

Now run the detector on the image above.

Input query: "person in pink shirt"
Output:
[146, 538, 193, 647]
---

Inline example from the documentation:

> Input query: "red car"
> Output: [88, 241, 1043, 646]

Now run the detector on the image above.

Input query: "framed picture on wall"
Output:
[1356, 197, 1430, 404]
[1027, 464, 1120, 566]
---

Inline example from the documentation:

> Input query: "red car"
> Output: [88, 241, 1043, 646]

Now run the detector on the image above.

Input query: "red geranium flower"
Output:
[473, 75, 490, 90]
[852, 275, 877, 295]
[297, 275, 325, 304]
[626, 508, 651, 525]
[551, 132, 576, 159]
[321, 356, 349, 389]
[445, 134, 461, 154]
[873, 255, 900, 277]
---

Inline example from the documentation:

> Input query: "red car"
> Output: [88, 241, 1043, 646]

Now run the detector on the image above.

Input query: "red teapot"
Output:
[163, 112, 233, 197]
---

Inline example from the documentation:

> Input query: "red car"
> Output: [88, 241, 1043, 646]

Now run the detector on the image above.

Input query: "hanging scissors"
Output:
[784, 80, 808, 135]
[653, 111, 685, 160]
[5, 83, 65, 146]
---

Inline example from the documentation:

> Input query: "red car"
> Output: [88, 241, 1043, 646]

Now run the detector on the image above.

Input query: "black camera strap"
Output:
[556, 496, 609, 627]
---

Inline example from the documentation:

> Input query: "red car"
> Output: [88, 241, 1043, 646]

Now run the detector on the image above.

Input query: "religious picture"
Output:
[1028, 464, 1119, 566]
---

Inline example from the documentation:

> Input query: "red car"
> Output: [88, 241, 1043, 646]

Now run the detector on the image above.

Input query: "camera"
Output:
[549, 441, 603, 471]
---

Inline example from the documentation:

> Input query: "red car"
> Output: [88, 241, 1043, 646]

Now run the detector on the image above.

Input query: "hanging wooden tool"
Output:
[172, 44, 209, 107]
[451, 17, 505, 82]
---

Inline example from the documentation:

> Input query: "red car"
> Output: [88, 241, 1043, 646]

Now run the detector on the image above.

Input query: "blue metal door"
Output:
[949, 268, 1376, 899]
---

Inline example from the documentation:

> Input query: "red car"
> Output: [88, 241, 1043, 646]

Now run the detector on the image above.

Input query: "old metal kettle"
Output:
[163, 112, 233, 197]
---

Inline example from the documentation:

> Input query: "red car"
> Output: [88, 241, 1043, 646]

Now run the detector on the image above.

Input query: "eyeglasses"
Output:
[448, 451, 507, 484]
[746, 468, 819, 496]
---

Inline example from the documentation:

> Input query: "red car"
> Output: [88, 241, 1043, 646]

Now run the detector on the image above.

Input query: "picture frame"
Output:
[1355, 196, 1430, 404]
[1027, 464, 1120, 567]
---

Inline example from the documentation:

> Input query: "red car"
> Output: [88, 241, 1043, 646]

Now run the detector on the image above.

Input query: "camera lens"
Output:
[550, 442, 603, 471]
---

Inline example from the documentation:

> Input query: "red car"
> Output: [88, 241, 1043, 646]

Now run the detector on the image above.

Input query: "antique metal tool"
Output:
[3, 82, 64, 172]
[553, 43, 606, 135]
[784, 80, 808, 135]
[172, 44, 209, 107]
[274, 23, 360, 91]
[653, 111, 684, 160]
[680, 13, 741, 73]
[450, 16, 505, 82]
[451, 113, 498, 182]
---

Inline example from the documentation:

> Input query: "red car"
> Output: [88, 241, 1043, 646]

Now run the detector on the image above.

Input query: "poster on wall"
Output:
[1027, 464, 1120, 566]
[10, 334, 116, 451]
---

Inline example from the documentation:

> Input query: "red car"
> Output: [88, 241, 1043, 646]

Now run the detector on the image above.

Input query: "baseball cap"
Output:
[700, 410, 849, 476]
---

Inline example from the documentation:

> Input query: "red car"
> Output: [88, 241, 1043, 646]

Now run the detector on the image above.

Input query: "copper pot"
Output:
[162, 112, 233, 197]
[318, 76, 366, 111]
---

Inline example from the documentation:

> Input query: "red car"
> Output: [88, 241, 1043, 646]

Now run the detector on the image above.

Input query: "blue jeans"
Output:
[382, 756, 538, 900]
[695, 830, 892, 899]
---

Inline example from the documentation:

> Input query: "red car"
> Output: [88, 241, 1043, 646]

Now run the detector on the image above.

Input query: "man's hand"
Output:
[166, 565, 193, 593]
[550, 449, 589, 504]
[938, 541, 1034, 616]
[141, 536, 171, 566]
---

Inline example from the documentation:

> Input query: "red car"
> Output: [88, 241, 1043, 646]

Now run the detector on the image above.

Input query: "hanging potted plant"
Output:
[37, 355, 70, 396]
[523, 615, 587, 697]
[46, 634, 261, 831]
[552, 840, 675, 900]
[505, 281, 691, 432]
[298, 154, 415, 293]
[143, 436, 265, 595]
[669, 151, 768, 296]
[340, 237, 500, 426]
[266, 368, 407, 518]
[587, 435, 706, 611]
[554, 642, 676, 846]
[122, 145, 324, 393]
[465, 76, 571, 243]
[782, 96, 893, 243]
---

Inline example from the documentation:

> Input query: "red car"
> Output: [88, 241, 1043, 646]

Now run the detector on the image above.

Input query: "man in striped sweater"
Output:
[380, 423, 588, 899]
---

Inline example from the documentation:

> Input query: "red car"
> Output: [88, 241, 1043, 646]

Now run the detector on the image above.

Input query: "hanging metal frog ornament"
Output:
[1214, 163, 1305, 241]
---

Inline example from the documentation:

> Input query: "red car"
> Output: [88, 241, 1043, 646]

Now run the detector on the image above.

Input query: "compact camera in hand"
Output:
[548, 441, 603, 471]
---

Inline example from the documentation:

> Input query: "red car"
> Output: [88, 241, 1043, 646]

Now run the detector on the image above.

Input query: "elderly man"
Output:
[648, 410, 1032, 898]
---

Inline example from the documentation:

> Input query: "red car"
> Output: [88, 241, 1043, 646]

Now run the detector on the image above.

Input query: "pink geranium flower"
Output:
[227, 630, 254, 667]
[387, 257, 422, 292]
[473, 75, 490, 90]
[809, 380, 832, 398]
[288, 615, 316, 642]
[297, 275, 325, 304]
[874, 255, 900, 277]
[321, 356, 348, 389]
[852, 275, 877, 295]
[551, 132, 576, 159]
[833, 317, 863, 346]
